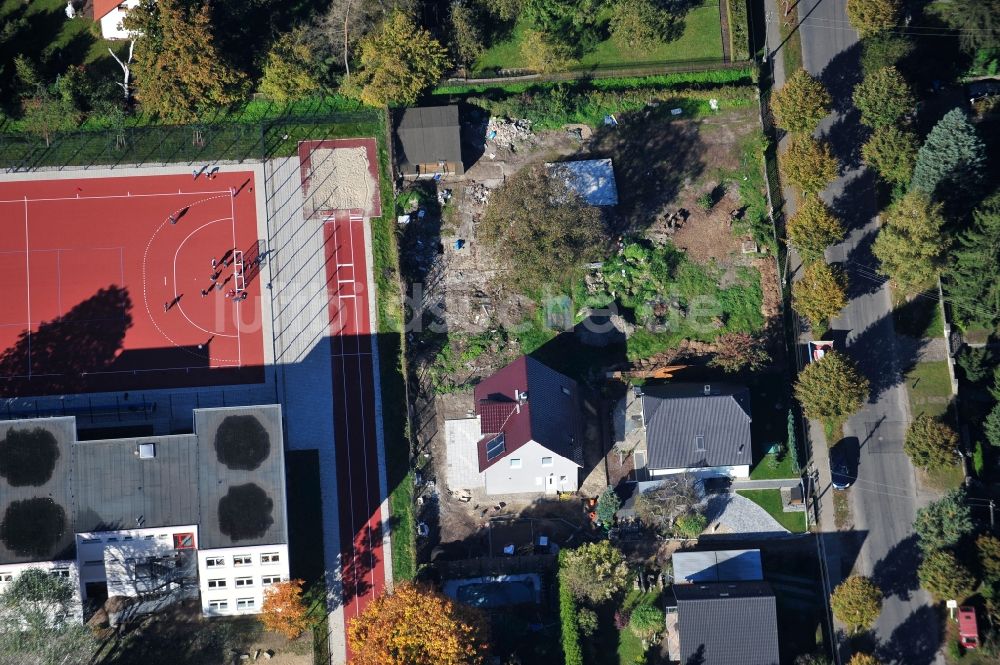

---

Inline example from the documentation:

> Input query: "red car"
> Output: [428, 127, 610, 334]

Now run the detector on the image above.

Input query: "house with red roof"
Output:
[90, 0, 140, 40]
[444, 356, 583, 495]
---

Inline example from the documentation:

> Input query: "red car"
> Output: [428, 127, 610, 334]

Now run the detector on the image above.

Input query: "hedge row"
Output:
[726, 0, 751, 61]
[466, 83, 756, 129]
[558, 552, 583, 665]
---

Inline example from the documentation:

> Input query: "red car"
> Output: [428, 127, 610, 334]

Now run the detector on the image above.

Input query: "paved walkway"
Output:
[731, 478, 801, 490]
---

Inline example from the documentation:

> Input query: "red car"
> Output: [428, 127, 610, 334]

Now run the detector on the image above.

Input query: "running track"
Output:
[323, 209, 386, 643]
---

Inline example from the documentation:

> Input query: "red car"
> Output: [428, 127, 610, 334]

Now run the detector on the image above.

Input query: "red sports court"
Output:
[0, 170, 266, 397]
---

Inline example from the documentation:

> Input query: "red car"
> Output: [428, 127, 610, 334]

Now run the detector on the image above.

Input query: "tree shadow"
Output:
[876, 604, 944, 665]
[845, 310, 926, 403]
[827, 170, 878, 233]
[870, 534, 921, 601]
[818, 42, 864, 115]
[823, 108, 867, 170]
[0, 285, 132, 397]
[835, 228, 885, 300]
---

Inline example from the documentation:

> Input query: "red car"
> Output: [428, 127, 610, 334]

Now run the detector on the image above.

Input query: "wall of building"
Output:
[99, 0, 139, 40]
[0, 560, 83, 623]
[197, 544, 290, 616]
[483, 440, 580, 495]
[76, 525, 199, 598]
[649, 464, 750, 479]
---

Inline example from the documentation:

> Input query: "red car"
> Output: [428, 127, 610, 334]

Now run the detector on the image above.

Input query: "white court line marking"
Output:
[172, 218, 237, 338]
[56, 250, 61, 316]
[0, 190, 233, 205]
[230, 189, 241, 367]
[23, 197, 31, 379]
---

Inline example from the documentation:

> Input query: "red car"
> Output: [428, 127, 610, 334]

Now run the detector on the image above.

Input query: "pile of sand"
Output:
[304, 146, 374, 216]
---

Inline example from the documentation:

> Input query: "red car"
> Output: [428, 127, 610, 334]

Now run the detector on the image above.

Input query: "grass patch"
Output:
[905, 361, 953, 419]
[778, 5, 804, 75]
[472, 2, 723, 74]
[736, 489, 807, 532]
[433, 68, 753, 96]
[750, 451, 798, 480]
[832, 489, 852, 530]
[617, 590, 661, 664]
[922, 463, 965, 491]
[893, 294, 944, 339]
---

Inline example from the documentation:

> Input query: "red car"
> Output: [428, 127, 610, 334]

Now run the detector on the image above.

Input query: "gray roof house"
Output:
[393, 105, 465, 176]
[672, 581, 780, 665]
[638, 383, 752, 479]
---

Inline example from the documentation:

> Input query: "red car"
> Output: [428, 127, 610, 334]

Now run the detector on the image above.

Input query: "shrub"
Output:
[629, 603, 665, 642]
[903, 414, 959, 471]
[576, 607, 598, 637]
[558, 551, 584, 665]
[561, 541, 631, 604]
[830, 576, 883, 633]
[675, 512, 708, 538]
[726, 0, 750, 60]
[596, 487, 621, 528]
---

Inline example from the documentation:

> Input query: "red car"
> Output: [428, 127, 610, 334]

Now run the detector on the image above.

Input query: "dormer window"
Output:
[695, 435, 706, 452]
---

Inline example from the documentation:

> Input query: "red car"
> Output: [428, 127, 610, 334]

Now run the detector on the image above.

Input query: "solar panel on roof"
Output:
[486, 433, 506, 461]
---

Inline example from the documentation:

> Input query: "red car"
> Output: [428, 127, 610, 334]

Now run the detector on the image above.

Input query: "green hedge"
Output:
[726, 0, 751, 61]
[431, 68, 753, 96]
[558, 552, 584, 665]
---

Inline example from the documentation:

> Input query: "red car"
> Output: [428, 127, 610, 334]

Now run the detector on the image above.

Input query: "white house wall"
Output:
[483, 440, 580, 495]
[99, 0, 139, 40]
[197, 544, 290, 616]
[0, 560, 83, 623]
[649, 464, 750, 479]
[76, 525, 199, 596]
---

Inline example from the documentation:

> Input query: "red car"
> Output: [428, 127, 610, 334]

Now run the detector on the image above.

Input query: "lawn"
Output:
[472, 1, 723, 73]
[750, 451, 799, 480]
[893, 294, 945, 339]
[736, 489, 807, 532]
[905, 361, 953, 419]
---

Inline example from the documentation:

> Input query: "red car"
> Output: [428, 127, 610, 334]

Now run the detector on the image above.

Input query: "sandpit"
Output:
[304, 146, 375, 216]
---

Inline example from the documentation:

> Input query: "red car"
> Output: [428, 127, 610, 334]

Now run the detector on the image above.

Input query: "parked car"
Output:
[959, 606, 979, 650]
[830, 440, 856, 490]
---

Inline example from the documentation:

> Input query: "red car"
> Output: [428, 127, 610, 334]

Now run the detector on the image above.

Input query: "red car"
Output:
[959, 606, 979, 650]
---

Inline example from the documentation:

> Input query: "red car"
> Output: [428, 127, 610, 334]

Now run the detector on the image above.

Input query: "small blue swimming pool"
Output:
[454, 579, 537, 608]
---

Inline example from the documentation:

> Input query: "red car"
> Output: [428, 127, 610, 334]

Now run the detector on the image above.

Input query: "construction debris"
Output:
[486, 117, 536, 151]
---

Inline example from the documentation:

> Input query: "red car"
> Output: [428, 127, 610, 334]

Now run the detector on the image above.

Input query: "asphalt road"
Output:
[796, 1, 943, 662]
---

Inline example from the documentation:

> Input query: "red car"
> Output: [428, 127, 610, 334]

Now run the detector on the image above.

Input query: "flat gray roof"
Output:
[672, 549, 763, 584]
[394, 105, 463, 173]
[0, 405, 286, 565]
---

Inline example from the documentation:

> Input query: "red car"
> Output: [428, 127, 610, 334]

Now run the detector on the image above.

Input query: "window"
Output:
[144, 535, 154, 540]
[107, 537, 118, 542]
[51, 569, 70, 579]
[233, 555, 252, 566]
[486, 434, 506, 461]
[208, 599, 228, 611]
[0, 573, 12, 582]
[262, 576, 282, 587]
[207, 578, 227, 589]
[260, 552, 280, 565]
[559, 476, 567, 482]
[123, 536, 133, 541]
[205, 557, 225, 568]
[695, 435, 706, 452]
[541, 457, 553, 467]
[236, 598, 255, 610]
[79, 536, 101, 544]
[509, 458, 522, 469]
[234, 577, 253, 588]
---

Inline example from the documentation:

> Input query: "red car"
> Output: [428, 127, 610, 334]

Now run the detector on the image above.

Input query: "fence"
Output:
[0, 110, 382, 171]
[436, 554, 557, 580]
[443, 58, 748, 87]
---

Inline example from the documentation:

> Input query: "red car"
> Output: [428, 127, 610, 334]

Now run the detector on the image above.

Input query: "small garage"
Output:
[393, 105, 465, 177]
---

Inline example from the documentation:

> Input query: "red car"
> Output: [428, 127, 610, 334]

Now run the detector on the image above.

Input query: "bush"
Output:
[558, 551, 584, 665]
[675, 512, 708, 538]
[726, 0, 750, 60]
[596, 487, 621, 527]
[629, 603, 665, 642]
[577, 607, 599, 637]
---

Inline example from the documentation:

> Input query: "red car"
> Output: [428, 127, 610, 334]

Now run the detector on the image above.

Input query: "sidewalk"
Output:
[731, 478, 802, 490]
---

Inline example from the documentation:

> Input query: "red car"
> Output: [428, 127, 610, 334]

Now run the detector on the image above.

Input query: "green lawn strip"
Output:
[904, 361, 953, 420]
[892, 290, 944, 339]
[617, 590, 661, 664]
[750, 452, 798, 480]
[778, 4, 804, 75]
[472, 2, 723, 73]
[736, 489, 806, 532]
[923, 463, 964, 491]
[370, 125, 415, 583]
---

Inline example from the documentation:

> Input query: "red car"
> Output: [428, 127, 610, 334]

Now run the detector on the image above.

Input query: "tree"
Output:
[675, 511, 708, 538]
[771, 69, 831, 134]
[830, 576, 883, 634]
[936, 0, 1000, 54]
[480, 165, 605, 288]
[862, 125, 917, 186]
[946, 193, 1000, 328]
[0, 569, 98, 665]
[918, 549, 976, 601]
[846, 0, 900, 38]
[793, 261, 848, 328]
[20, 89, 80, 147]
[260, 29, 321, 104]
[595, 487, 620, 527]
[986, 403, 1000, 448]
[782, 136, 839, 195]
[520, 29, 574, 73]
[911, 108, 987, 203]
[634, 475, 701, 534]
[979, 534, 1000, 583]
[576, 607, 599, 637]
[913, 488, 973, 552]
[347, 10, 449, 106]
[957, 346, 991, 383]
[347, 583, 489, 665]
[872, 191, 947, 294]
[786, 196, 845, 261]
[560, 541, 631, 604]
[314, 0, 418, 80]
[904, 414, 959, 471]
[709, 332, 771, 373]
[628, 604, 665, 643]
[259, 579, 311, 639]
[852, 67, 914, 127]
[849, 655, 881, 665]
[124, 0, 247, 121]
[860, 33, 913, 75]
[449, 1, 484, 69]
[794, 351, 869, 422]
[610, 0, 674, 50]
[524, 0, 603, 56]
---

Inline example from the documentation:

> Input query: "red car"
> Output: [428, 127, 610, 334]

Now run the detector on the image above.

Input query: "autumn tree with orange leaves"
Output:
[348, 583, 489, 665]
[259, 579, 312, 639]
